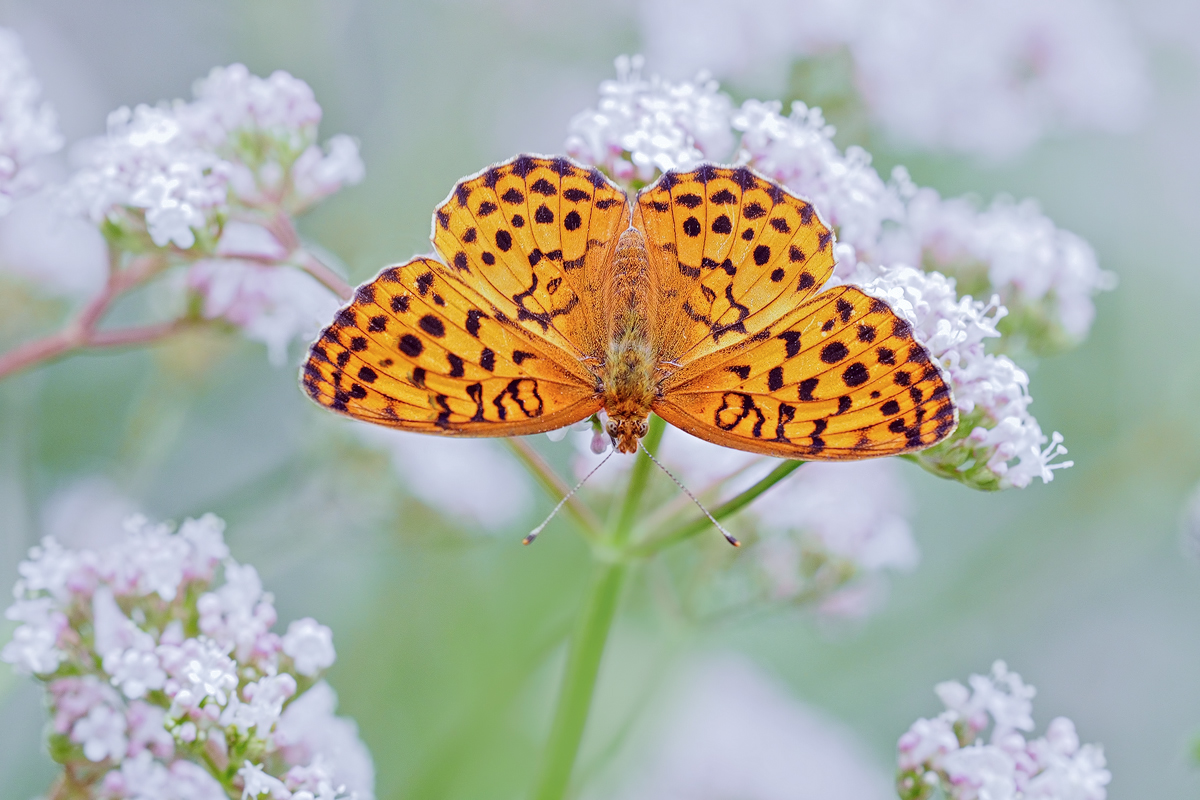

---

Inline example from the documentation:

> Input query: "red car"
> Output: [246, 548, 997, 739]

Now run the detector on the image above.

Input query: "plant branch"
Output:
[296, 249, 353, 301]
[0, 255, 170, 381]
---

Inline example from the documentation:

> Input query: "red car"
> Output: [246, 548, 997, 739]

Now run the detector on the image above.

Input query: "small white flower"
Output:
[291, 134, 365, 209]
[71, 703, 128, 762]
[240, 760, 293, 799]
[186, 259, 340, 366]
[221, 673, 297, 737]
[565, 54, 735, 184]
[103, 639, 167, 700]
[159, 636, 239, 709]
[0, 596, 67, 675]
[283, 618, 336, 677]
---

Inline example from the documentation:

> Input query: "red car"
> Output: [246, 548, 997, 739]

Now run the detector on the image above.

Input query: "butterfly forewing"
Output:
[430, 154, 630, 362]
[653, 285, 957, 458]
[633, 165, 836, 368]
[303, 257, 601, 435]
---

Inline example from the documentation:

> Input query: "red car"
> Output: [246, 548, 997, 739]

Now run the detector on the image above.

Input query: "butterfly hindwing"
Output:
[430, 154, 631, 363]
[653, 285, 957, 459]
[303, 257, 601, 435]
[633, 165, 836, 367]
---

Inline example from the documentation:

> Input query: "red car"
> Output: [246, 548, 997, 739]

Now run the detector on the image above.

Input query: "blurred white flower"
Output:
[274, 681, 376, 800]
[639, 0, 865, 93]
[752, 459, 917, 614]
[187, 257, 341, 366]
[0, 193, 108, 298]
[850, 0, 1149, 158]
[877, 185, 1116, 346]
[356, 423, 532, 532]
[40, 477, 142, 549]
[283, 618, 337, 677]
[1, 511, 372, 797]
[0, 594, 67, 674]
[0, 27, 63, 215]
[566, 55, 735, 184]
[595, 653, 892, 800]
[640, 0, 1149, 159]
[898, 661, 1111, 800]
[72, 702, 128, 762]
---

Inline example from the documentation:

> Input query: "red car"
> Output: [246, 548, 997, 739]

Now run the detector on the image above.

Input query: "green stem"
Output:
[630, 458, 805, 557]
[529, 415, 664, 800]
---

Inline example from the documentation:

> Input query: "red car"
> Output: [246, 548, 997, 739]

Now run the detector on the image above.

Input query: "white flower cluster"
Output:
[1, 513, 373, 800]
[565, 55, 734, 185]
[567, 62, 1094, 489]
[53, 61, 361, 363]
[835, 254, 1072, 489]
[897, 661, 1111, 800]
[0, 27, 63, 216]
[64, 63, 363, 250]
[638, 0, 1149, 159]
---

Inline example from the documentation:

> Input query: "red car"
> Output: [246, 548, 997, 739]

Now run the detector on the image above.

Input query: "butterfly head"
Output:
[607, 413, 649, 454]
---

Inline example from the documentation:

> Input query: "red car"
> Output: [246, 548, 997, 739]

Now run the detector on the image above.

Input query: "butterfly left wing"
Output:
[652, 285, 957, 459]
[302, 257, 601, 436]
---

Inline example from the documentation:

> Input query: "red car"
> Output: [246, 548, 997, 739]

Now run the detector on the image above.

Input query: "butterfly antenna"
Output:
[637, 441, 740, 547]
[523, 448, 615, 545]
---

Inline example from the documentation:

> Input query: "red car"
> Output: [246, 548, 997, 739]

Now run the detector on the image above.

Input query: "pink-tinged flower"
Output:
[282, 618, 336, 677]
[48, 675, 121, 735]
[125, 701, 174, 760]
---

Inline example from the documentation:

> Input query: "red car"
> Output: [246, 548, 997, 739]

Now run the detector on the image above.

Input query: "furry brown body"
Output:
[600, 228, 658, 453]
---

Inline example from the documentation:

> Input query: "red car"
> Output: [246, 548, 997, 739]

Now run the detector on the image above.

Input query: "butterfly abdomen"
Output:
[601, 228, 658, 453]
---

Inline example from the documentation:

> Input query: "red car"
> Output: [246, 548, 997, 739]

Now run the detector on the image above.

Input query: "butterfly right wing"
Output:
[302, 257, 601, 436]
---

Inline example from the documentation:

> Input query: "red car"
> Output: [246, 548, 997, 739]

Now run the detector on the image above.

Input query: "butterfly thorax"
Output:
[600, 228, 658, 453]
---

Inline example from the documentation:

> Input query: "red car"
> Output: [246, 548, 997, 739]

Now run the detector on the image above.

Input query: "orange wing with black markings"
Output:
[633, 164, 836, 368]
[652, 284, 957, 458]
[302, 257, 601, 435]
[634, 164, 956, 460]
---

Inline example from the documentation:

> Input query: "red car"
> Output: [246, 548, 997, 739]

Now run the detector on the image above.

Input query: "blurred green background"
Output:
[0, 1, 1198, 798]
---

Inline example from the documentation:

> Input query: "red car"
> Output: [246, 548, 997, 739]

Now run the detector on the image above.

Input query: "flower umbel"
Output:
[897, 661, 1110, 800]
[1, 512, 374, 800]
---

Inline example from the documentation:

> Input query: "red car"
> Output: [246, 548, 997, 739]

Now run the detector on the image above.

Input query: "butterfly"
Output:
[301, 154, 957, 460]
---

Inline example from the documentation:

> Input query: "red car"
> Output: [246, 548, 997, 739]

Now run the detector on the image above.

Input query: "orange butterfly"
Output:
[301, 154, 957, 459]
